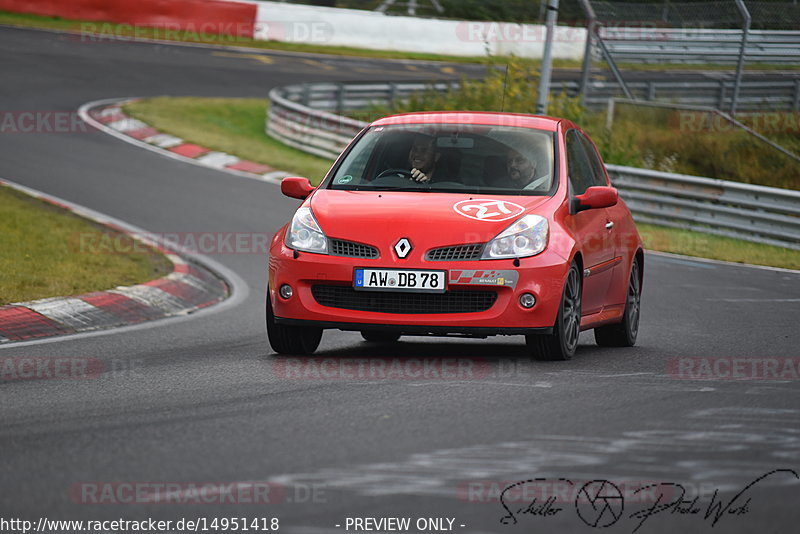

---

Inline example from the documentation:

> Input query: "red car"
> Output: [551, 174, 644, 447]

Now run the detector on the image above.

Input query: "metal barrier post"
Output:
[732, 0, 752, 115]
[794, 79, 800, 111]
[577, 0, 597, 105]
[536, 0, 560, 114]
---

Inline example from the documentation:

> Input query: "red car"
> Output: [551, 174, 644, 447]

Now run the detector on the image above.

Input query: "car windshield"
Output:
[327, 123, 556, 195]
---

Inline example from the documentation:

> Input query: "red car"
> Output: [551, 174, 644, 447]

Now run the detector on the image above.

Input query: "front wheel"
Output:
[266, 295, 322, 355]
[595, 258, 641, 347]
[527, 262, 582, 361]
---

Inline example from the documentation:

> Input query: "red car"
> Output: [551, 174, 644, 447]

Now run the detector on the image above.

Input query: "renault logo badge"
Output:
[394, 238, 412, 259]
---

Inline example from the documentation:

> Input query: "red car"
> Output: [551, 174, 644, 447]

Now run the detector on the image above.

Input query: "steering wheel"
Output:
[375, 168, 414, 180]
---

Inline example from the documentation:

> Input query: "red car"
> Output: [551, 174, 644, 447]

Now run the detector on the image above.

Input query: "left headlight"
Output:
[482, 214, 548, 259]
[286, 206, 328, 254]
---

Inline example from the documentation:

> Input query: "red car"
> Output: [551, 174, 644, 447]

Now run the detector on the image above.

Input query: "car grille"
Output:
[329, 239, 379, 259]
[311, 285, 497, 314]
[426, 244, 484, 261]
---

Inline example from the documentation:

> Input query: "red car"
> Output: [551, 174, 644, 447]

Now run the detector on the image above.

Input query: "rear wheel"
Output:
[527, 262, 582, 361]
[361, 331, 401, 343]
[266, 295, 322, 355]
[595, 259, 641, 347]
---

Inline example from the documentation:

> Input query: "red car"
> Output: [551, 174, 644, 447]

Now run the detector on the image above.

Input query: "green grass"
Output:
[636, 223, 800, 270]
[0, 186, 172, 305]
[124, 97, 333, 183]
[122, 96, 799, 270]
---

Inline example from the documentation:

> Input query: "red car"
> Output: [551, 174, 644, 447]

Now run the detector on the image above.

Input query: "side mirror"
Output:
[572, 186, 619, 213]
[281, 177, 315, 200]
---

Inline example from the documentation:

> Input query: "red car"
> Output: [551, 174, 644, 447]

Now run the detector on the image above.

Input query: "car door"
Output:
[578, 131, 628, 309]
[565, 129, 614, 316]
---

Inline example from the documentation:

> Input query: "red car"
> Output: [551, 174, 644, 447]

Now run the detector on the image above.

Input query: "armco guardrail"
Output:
[271, 78, 800, 122]
[599, 28, 800, 65]
[605, 165, 800, 250]
[267, 83, 800, 250]
[580, 79, 800, 111]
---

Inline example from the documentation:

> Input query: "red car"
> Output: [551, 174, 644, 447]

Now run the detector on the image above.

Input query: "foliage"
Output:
[361, 56, 799, 189]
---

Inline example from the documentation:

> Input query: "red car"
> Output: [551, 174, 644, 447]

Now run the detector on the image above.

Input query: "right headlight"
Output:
[286, 207, 328, 254]
[481, 214, 548, 259]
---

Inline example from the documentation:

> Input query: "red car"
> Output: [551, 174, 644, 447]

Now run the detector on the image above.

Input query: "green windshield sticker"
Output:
[337, 175, 354, 184]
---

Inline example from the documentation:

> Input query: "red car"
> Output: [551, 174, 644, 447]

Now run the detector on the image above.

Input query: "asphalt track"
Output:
[1, 26, 799, 534]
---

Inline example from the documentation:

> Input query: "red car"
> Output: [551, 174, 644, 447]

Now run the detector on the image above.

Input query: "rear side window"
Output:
[578, 132, 608, 187]
[565, 130, 594, 196]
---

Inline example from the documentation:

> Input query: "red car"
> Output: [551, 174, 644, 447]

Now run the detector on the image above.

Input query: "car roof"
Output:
[370, 111, 561, 132]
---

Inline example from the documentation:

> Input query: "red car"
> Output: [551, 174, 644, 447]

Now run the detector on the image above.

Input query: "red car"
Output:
[267, 112, 643, 360]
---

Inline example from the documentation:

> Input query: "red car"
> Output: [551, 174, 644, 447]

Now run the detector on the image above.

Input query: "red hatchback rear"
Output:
[268, 112, 643, 360]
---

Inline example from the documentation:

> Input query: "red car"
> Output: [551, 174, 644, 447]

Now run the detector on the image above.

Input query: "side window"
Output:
[578, 132, 608, 187]
[565, 130, 594, 196]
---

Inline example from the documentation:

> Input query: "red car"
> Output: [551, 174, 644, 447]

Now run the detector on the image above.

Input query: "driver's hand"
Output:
[410, 168, 430, 183]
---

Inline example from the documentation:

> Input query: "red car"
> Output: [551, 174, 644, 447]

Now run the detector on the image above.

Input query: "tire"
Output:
[266, 295, 322, 355]
[360, 330, 401, 343]
[594, 258, 641, 347]
[527, 262, 582, 361]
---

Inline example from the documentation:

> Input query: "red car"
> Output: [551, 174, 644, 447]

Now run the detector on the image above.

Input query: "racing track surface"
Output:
[1, 26, 799, 533]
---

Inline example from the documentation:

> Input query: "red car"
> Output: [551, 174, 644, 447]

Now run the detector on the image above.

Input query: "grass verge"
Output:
[637, 223, 799, 270]
[0, 186, 172, 305]
[122, 96, 799, 270]
[123, 97, 333, 183]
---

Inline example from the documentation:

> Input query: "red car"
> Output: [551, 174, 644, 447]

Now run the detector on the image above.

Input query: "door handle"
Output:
[605, 221, 615, 230]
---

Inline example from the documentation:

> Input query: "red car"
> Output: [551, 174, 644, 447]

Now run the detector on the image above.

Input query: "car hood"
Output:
[309, 190, 553, 250]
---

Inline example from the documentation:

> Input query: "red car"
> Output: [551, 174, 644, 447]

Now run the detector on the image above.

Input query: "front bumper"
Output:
[268, 232, 569, 335]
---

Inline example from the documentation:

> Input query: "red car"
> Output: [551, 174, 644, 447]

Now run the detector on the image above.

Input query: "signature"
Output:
[498, 469, 799, 531]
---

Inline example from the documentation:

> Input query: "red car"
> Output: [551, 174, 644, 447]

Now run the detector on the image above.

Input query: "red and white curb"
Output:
[79, 98, 291, 184]
[0, 179, 230, 344]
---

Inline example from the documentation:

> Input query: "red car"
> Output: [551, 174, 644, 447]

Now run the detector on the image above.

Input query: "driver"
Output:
[408, 134, 441, 183]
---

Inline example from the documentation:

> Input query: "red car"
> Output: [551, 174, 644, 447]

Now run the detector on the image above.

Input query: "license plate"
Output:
[354, 268, 446, 293]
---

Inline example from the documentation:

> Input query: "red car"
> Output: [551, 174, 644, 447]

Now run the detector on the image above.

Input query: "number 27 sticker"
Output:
[453, 199, 525, 222]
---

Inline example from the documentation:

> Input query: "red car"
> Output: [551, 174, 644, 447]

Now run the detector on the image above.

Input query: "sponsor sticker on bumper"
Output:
[449, 269, 519, 287]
